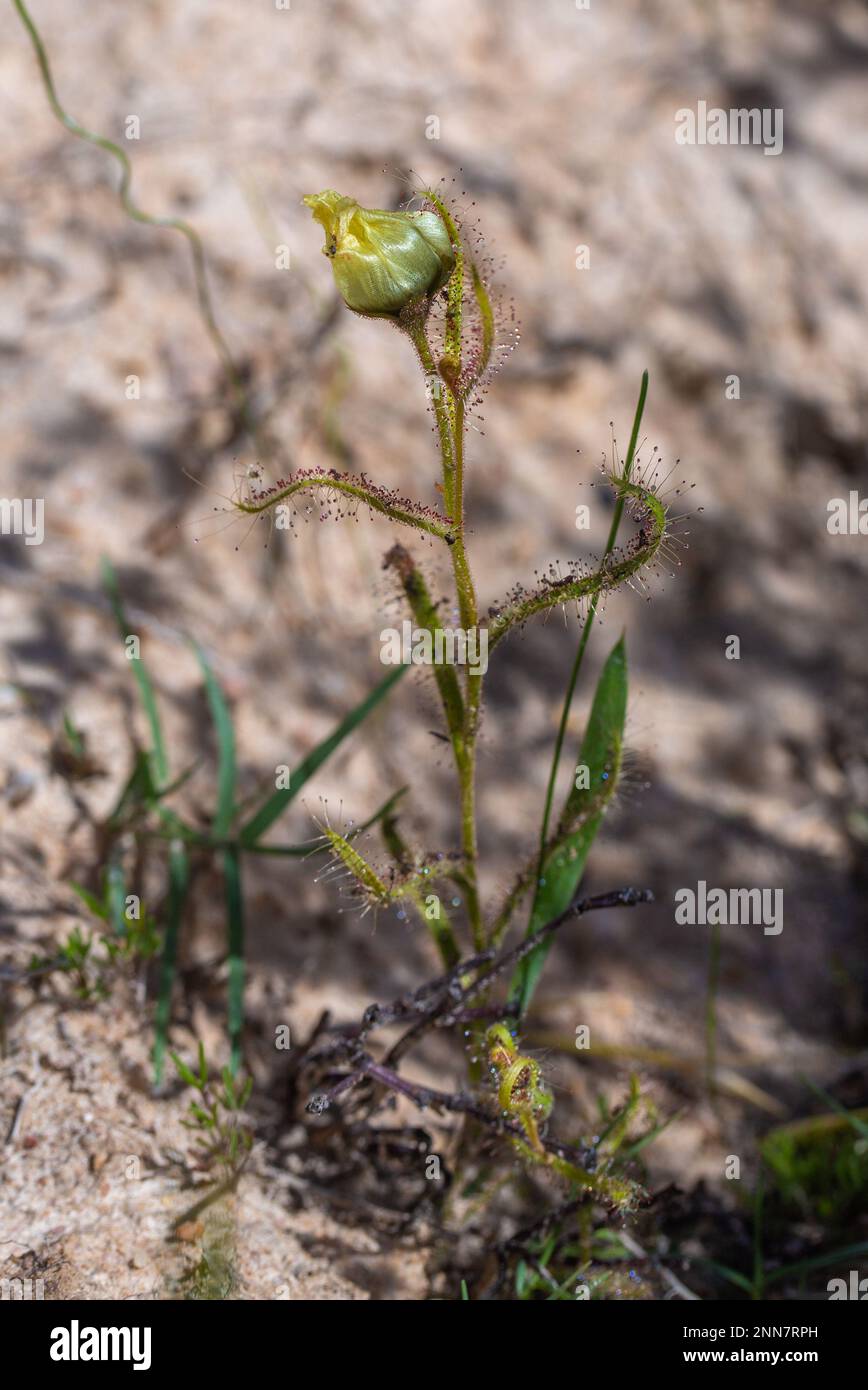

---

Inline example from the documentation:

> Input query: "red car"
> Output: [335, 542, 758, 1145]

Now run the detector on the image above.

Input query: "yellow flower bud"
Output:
[303, 190, 455, 318]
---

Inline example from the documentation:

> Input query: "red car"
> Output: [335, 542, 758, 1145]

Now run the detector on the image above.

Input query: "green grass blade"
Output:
[100, 557, 169, 788]
[238, 665, 407, 846]
[621, 1111, 679, 1162]
[799, 1076, 868, 1140]
[223, 845, 244, 1075]
[153, 841, 190, 1086]
[171, 1051, 200, 1089]
[193, 643, 237, 837]
[101, 558, 189, 1084]
[107, 860, 128, 936]
[705, 1260, 755, 1296]
[516, 375, 648, 1005]
[146, 787, 407, 856]
[191, 644, 243, 1072]
[105, 750, 156, 829]
[531, 374, 648, 890]
[764, 1240, 868, 1286]
[150, 759, 201, 804]
[513, 635, 628, 1012]
[69, 881, 107, 921]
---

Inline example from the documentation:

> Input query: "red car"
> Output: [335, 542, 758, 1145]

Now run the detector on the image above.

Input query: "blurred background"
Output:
[1, 0, 867, 1298]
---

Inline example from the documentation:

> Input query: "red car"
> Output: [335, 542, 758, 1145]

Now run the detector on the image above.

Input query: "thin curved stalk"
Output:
[12, 0, 261, 450]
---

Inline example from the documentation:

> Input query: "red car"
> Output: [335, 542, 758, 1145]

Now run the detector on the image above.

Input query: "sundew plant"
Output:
[232, 185, 682, 1209]
[238, 185, 669, 962]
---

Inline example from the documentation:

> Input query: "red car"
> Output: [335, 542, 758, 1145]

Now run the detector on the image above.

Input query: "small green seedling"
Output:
[172, 1042, 254, 1178]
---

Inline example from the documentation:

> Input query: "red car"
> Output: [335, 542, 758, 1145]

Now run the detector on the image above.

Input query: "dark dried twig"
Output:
[438, 887, 654, 1025]
[302, 886, 653, 1189]
[307, 1053, 598, 1177]
[306, 885, 652, 1073]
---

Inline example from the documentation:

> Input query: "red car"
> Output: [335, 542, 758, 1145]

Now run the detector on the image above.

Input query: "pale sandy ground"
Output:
[1, 0, 867, 1298]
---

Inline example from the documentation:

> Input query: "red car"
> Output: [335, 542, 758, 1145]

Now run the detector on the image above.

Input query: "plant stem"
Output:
[407, 322, 484, 949]
[451, 400, 484, 949]
[451, 401, 476, 628]
[407, 320, 456, 514]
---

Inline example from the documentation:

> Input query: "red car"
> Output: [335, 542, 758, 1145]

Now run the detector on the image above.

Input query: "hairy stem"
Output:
[447, 403, 483, 949]
[235, 470, 452, 540]
[487, 481, 666, 650]
[406, 322, 483, 949]
[407, 319, 456, 513]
